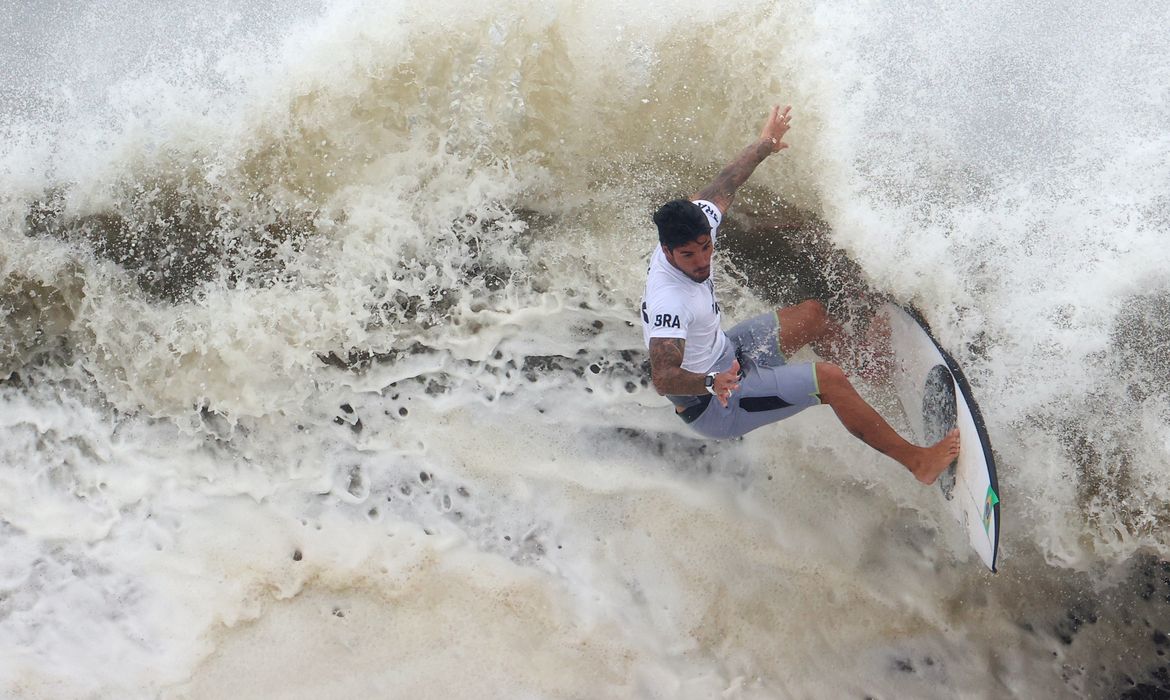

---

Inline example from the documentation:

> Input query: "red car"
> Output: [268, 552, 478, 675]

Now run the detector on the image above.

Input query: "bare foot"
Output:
[905, 428, 960, 485]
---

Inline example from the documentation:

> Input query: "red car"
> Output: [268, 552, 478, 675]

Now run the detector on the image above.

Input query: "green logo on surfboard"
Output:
[983, 487, 999, 534]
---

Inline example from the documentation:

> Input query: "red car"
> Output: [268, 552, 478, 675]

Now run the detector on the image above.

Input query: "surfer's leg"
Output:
[777, 300, 831, 355]
[779, 300, 894, 381]
[777, 300, 854, 365]
[814, 362, 959, 484]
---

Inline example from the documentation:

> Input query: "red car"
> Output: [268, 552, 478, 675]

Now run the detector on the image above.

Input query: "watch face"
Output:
[705, 373, 715, 388]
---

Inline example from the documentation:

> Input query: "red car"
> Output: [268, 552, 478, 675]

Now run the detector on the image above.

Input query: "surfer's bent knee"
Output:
[804, 299, 828, 325]
[786, 299, 828, 328]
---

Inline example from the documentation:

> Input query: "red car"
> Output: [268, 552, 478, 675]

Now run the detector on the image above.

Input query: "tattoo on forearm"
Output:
[696, 139, 772, 209]
[649, 337, 685, 376]
[648, 337, 703, 395]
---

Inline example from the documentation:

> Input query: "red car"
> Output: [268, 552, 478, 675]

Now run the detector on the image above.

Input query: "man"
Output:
[641, 105, 959, 485]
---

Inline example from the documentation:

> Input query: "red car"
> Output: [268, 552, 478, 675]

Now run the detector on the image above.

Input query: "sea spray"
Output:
[2, 0, 1168, 697]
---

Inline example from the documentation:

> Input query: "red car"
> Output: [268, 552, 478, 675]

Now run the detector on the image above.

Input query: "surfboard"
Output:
[879, 303, 1001, 572]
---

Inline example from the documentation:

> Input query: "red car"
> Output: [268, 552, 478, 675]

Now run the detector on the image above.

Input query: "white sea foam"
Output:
[1, 0, 1168, 697]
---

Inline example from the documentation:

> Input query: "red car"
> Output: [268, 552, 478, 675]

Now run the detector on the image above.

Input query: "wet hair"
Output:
[653, 199, 711, 249]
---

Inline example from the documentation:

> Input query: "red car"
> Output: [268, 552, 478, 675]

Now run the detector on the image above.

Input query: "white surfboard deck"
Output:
[880, 303, 1001, 572]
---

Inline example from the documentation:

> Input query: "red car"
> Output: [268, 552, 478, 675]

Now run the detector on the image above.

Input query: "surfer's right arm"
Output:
[692, 105, 792, 215]
[648, 337, 740, 407]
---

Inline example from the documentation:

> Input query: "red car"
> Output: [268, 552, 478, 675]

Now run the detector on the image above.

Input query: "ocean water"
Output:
[2, 0, 1169, 697]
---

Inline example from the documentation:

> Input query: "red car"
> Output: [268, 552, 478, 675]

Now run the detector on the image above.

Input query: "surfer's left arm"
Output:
[693, 105, 791, 215]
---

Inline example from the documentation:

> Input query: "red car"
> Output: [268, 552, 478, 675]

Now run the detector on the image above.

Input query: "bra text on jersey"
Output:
[653, 313, 681, 329]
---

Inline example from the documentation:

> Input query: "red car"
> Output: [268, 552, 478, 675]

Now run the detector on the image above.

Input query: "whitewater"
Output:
[1, 0, 1168, 697]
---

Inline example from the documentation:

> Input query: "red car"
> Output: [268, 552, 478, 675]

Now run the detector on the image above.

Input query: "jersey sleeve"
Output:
[642, 290, 693, 340]
[691, 199, 723, 243]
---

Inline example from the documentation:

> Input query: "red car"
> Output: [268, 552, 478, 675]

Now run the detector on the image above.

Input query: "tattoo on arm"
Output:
[648, 337, 705, 395]
[694, 139, 773, 215]
[650, 337, 685, 374]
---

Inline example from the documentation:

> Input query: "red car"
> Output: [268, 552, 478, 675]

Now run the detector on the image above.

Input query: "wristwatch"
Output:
[704, 372, 718, 396]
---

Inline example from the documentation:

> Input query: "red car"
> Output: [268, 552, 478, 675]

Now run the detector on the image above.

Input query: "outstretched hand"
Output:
[693, 104, 793, 215]
[759, 105, 792, 153]
[713, 359, 741, 408]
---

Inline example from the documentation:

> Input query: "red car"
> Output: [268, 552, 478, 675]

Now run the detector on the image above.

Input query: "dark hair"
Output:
[653, 199, 710, 249]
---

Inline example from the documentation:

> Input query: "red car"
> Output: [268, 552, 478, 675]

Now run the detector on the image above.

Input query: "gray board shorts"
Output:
[670, 311, 821, 439]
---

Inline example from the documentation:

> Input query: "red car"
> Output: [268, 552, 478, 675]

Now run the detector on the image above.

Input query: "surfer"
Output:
[641, 105, 959, 484]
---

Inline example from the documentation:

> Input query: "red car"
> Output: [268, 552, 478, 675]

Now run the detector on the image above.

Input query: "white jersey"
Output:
[641, 200, 730, 374]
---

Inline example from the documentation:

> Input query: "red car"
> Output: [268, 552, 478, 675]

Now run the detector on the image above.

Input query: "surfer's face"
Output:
[663, 235, 713, 283]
